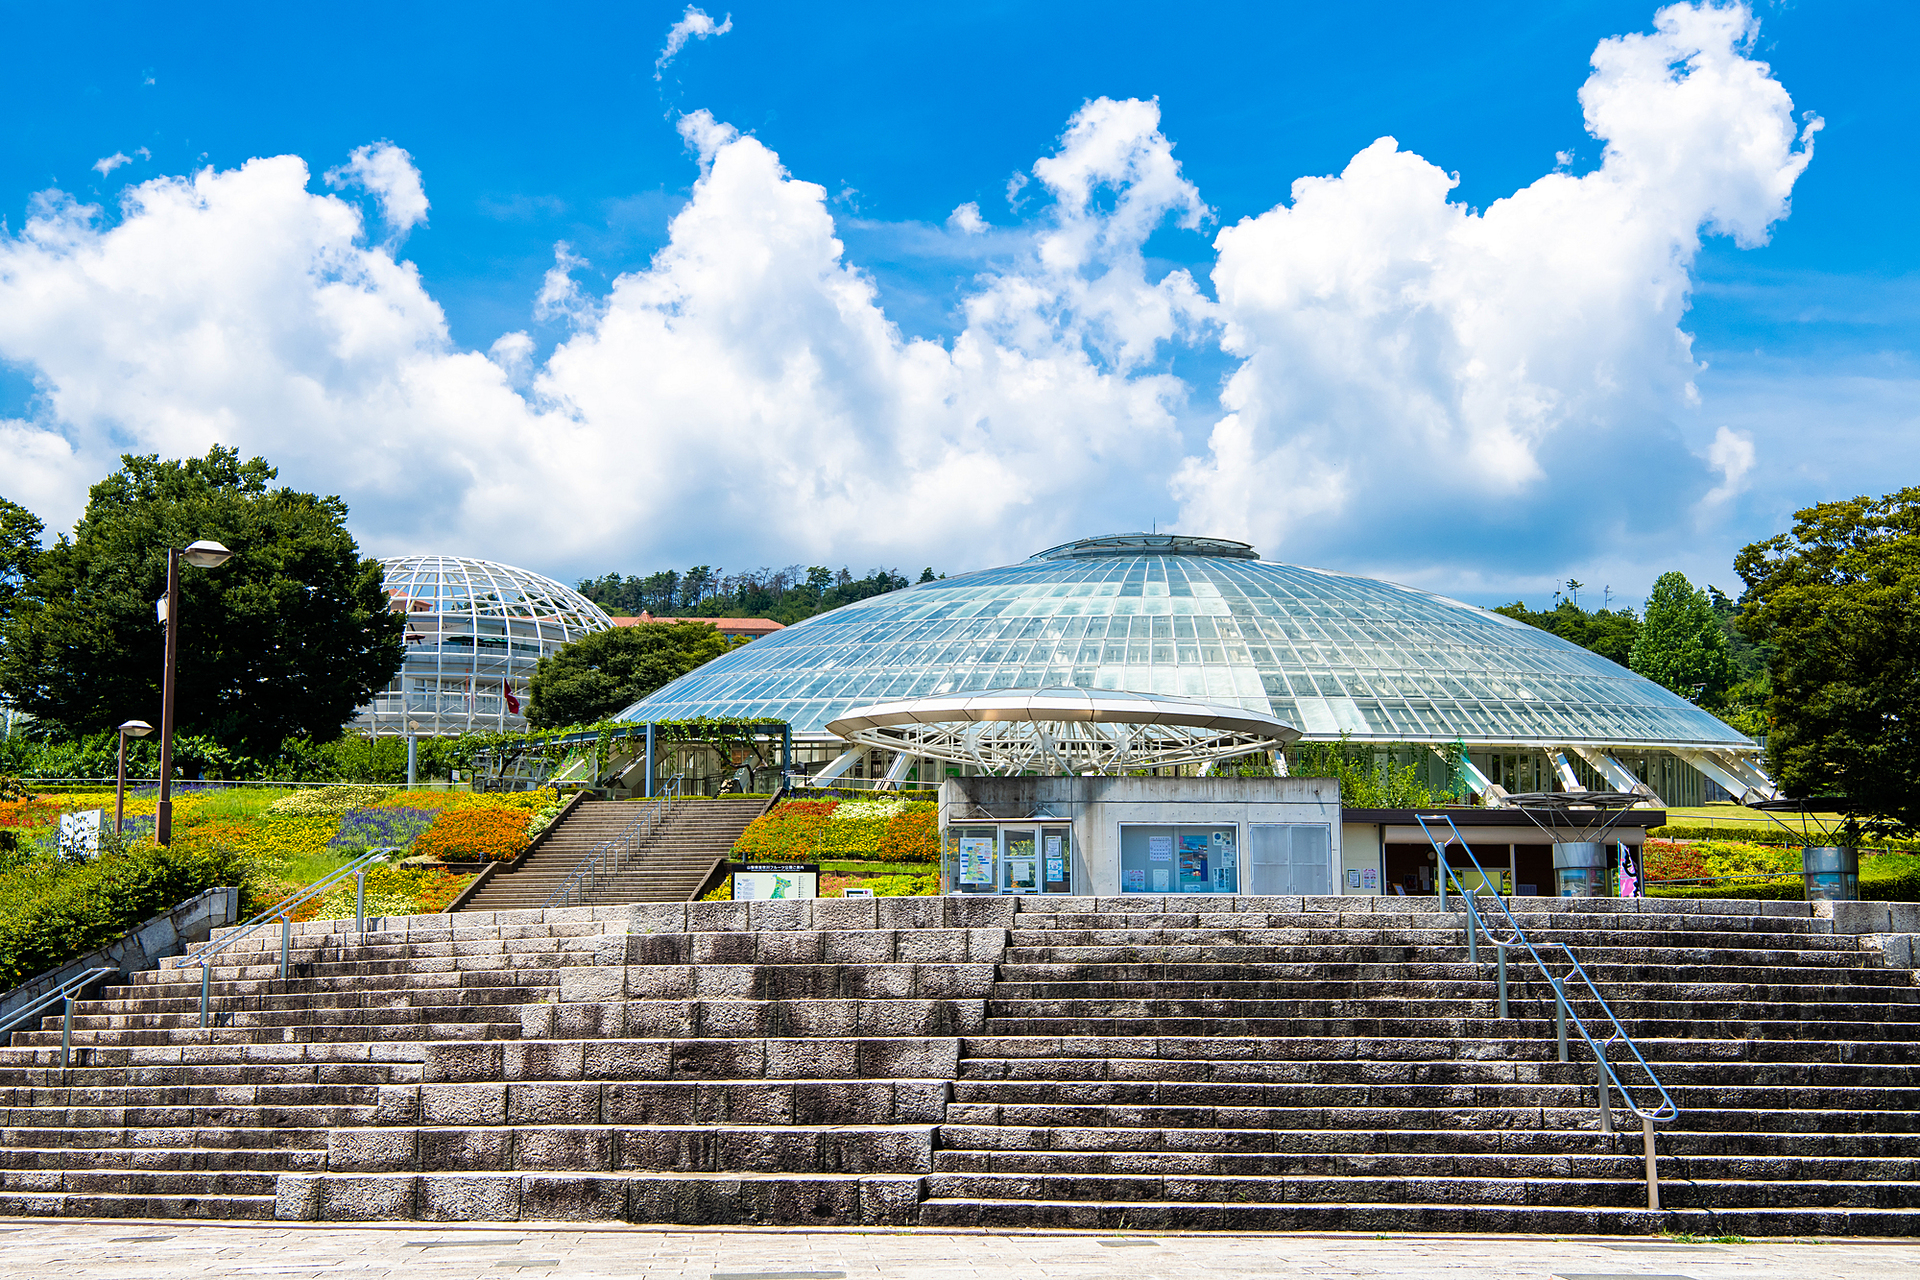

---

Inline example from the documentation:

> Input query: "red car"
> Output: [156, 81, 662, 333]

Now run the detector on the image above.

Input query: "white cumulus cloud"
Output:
[0, 2, 1818, 594]
[325, 141, 429, 238]
[948, 202, 988, 235]
[92, 153, 132, 177]
[1172, 0, 1817, 575]
[1701, 424, 1756, 506]
[656, 6, 733, 79]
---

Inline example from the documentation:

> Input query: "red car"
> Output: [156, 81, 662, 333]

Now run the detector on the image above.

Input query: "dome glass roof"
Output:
[617, 534, 1752, 751]
[354, 555, 613, 735]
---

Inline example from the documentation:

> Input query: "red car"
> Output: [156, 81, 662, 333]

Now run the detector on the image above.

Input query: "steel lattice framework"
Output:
[351, 555, 613, 736]
[825, 687, 1300, 775]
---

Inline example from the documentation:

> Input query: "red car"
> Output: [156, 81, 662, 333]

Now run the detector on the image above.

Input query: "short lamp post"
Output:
[115, 719, 154, 834]
[156, 540, 234, 845]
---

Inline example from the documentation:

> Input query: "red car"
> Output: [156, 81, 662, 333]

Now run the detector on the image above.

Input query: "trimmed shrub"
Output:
[0, 841, 252, 987]
[860, 872, 939, 896]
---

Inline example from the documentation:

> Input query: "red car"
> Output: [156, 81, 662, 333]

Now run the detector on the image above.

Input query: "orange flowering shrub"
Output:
[877, 807, 939, 864]
[413, 806, 532, 862]
[732, 800, 837, 860]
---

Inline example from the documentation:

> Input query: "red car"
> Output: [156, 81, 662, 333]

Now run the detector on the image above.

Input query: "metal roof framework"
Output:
[825, 686, 1301, 776]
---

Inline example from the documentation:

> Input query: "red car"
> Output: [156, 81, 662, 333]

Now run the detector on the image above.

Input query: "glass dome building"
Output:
[353, 555, 613, 736]
[618, 534, 1764, 803]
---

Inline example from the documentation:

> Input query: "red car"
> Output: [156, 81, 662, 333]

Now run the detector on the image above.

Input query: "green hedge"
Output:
[0, 842, 252, 988]
[1646, 854, 1920, 902]
[1650, 823, 1920, 853]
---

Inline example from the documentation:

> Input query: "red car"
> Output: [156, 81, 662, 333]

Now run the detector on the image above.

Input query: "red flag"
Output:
[503, 680, 521, 715]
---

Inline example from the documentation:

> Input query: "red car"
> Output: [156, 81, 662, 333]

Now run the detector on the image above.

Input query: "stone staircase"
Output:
[0, 895, 1915, 1232]
[0, 897, 1003, 1224]
[920, 896, 1920, 1235]
[458, 796, 768, 911]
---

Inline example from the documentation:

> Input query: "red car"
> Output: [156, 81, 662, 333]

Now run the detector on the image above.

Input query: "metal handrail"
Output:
[1416, 812, 1679, 1210]
[179, 846, 398, 1028]
[543, 776, 685, 909]
[0, 966, 117, 1068]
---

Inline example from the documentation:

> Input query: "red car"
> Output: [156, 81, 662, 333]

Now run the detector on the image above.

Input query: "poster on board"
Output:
[959, 837, 996, 885]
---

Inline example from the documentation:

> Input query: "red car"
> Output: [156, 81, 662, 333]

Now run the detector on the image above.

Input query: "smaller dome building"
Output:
[352, 555, 613, 736]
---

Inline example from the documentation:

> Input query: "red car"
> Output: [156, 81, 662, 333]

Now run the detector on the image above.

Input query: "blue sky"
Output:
[1, 1, 1913, 610]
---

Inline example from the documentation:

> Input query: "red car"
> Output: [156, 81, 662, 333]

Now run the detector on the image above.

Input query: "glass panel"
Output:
[1119, 824, 1237, 893]
[1041, 826, 1073, 893]
[1002, 828, 1039, 894]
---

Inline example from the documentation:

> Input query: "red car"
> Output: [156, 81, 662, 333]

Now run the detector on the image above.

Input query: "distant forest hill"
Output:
[576, 564, 941, 626]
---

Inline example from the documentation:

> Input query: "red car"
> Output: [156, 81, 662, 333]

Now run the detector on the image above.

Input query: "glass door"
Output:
[1002, 828, 1040, 894]
[1040, 826, 1073, 893]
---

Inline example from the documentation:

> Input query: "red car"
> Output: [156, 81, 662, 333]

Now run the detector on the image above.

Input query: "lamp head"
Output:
[182, 540, 233, 569]
[119, 719, 154, 738]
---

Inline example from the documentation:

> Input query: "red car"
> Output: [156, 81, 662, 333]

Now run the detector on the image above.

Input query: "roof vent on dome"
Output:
[1028, 533, 1260, 561]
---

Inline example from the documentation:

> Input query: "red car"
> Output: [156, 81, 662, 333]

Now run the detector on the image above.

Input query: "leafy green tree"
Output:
[1629, 571, 1733, 703]
[0, 447, 402, 760]
[1493, 598, 1640, 667]
[1736, 487, 1920, 830]
[0, 497, 44, 627]
[527, 621, 735, 728]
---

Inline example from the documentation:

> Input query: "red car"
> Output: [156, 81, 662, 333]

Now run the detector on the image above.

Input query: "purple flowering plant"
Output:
[328, 806, 437, 854]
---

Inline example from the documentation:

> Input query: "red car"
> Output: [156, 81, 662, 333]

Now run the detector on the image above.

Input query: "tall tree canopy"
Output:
[1629, 571, 1733, 704]
[0, 448, 403, 759]
[527, 621, 736, 728]
[576, 563, 917, 623]
[1492, 598, 1640, 667]
[1736, 487, 1920, 830]
[0, 497, 44, 627]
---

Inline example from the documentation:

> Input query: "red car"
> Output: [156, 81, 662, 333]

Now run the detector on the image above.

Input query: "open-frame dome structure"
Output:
[352, 555, 613, 736]
[826, 687, 1301, 775]
[618, 534, 1770, 804]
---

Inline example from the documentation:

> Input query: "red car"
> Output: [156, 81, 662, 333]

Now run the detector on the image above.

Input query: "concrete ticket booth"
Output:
[939, 775, 1342, 898]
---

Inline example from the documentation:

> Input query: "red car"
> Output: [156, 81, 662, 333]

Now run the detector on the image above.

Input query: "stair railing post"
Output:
[1595, 1040, 1612, 1137]
[1643, 1114, 1660, 1210]
[1464, 888, 1478, 963]
[60, 995, 73, 1071]
[355, 869, 366, 935]
[200, 961, 210, 1028]
[1551, 976, 1568, 1063]
[1496, 944, 1508, 1019]
[280, 916, 291, 982]
[1437, 847, 1448, 910]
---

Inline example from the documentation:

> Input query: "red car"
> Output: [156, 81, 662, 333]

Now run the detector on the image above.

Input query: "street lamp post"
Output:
[156, 540, 233, 846]
[115, 719, 154, 835]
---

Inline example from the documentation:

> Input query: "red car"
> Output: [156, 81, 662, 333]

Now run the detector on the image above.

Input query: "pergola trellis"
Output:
[824, 687, 1300, 776]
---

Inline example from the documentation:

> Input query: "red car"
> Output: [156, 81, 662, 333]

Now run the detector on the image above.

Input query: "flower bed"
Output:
[734, 798, 938, 864]
[413, 806, 534, 862]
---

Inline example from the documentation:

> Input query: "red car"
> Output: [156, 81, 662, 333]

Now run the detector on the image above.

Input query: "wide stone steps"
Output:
[0, 892, 1912, 1231]
[929, 1148, 1918, 1181]
[936, 1123, 1920, 1156]
[921, 1168, 1920, 1211]
[912, 1194, 1920, 1235]
[0, 1190, 277, 1219]
[0, 1146, 324, 1173]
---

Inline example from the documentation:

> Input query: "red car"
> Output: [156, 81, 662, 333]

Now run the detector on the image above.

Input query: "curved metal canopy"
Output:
[826, 686, 1300, 775]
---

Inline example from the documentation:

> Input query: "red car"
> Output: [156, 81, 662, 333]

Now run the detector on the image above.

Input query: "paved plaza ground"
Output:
[4, 1221, 1917, 1280]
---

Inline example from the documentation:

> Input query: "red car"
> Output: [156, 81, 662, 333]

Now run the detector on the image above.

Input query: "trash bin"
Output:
[1552, 842, 1608, 898]
[1802, 846, 1859, 902]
